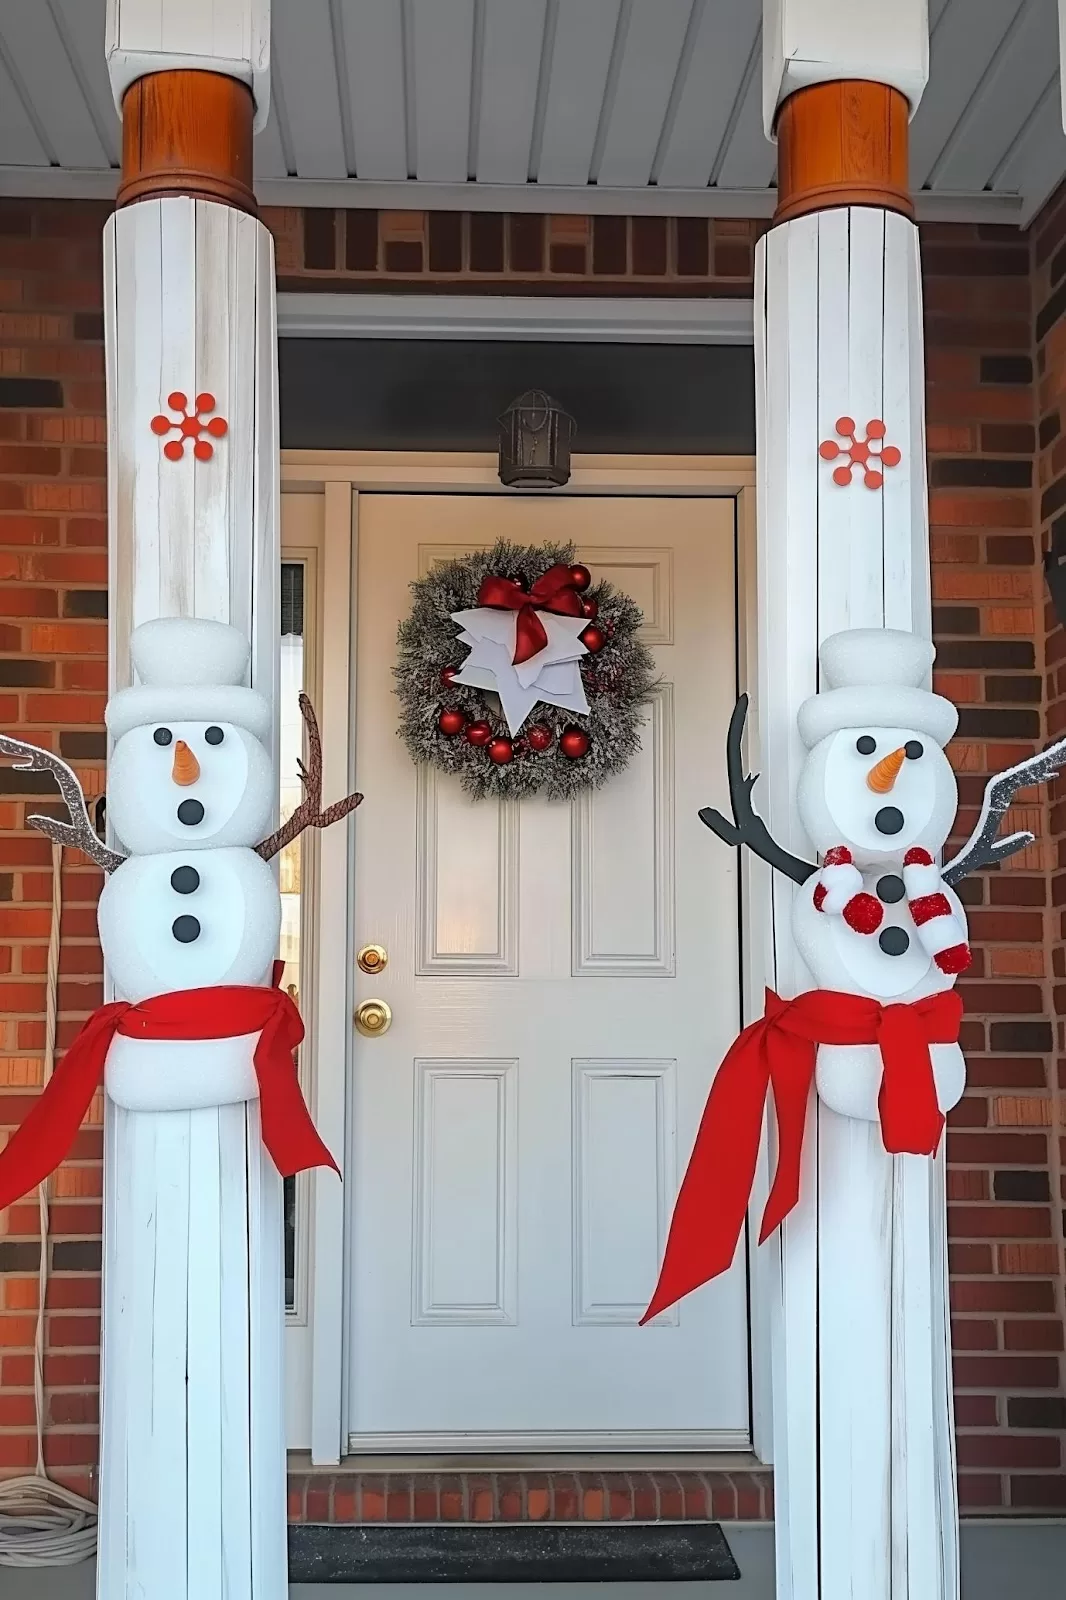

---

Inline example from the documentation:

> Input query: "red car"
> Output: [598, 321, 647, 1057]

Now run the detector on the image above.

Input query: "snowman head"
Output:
[105, 619, 274, 855]
[796, 629, 959, 865]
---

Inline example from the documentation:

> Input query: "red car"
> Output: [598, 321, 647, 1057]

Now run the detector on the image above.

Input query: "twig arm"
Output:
[255, 694, 362, 862]
[699, 696, 815, 887]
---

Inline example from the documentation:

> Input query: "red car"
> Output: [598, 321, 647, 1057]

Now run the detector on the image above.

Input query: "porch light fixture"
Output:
[497, 390, 574, 487]
[1046, 528, 1066, 631]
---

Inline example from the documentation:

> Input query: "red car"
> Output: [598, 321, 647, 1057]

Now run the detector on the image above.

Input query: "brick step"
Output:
[287, 1467, 774, 1525]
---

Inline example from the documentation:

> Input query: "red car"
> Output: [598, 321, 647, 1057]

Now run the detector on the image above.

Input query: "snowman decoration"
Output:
[645, 626, 1066, 1318]
[0, 616, 360, 1598]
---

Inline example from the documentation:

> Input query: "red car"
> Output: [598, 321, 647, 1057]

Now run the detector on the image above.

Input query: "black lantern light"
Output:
[497, 389, 574, 487]
[1046, 526, 1066, 630]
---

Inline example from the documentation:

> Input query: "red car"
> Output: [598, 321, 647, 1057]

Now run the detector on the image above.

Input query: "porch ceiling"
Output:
[1, 0, 1064, 227]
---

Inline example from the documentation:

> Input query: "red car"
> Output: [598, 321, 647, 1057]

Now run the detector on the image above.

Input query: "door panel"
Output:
[347, 493, 747, 1450]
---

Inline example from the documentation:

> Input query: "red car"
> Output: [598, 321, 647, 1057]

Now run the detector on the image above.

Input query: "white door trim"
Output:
[277, 293, 755, 344]
[282, 450, 770, 1467]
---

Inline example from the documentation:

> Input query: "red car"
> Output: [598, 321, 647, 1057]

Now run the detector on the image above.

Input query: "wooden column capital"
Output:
[774, 79, 912, 226]
[117, 69, 256, 215]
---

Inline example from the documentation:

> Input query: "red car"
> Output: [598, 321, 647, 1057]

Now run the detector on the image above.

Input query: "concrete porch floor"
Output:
[5, 1522, 1065, 1597]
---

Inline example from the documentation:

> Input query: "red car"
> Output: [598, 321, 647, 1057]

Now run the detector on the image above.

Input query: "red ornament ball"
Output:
[440, 665, 459, 685]
[580, 624, 606, 653]
[581, 597, 598, 620]
[569, 564, 592, 592]
[438, 708, 466, 737]
[560, 727, 590, 759]
[527, 723, 553, 752]
[466, 720, 492, 746]
[488, 737, 514, 765]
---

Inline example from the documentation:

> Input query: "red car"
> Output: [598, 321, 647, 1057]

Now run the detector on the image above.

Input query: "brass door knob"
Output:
[355, 998, 392, 1037]
[357, 943, 388, 975]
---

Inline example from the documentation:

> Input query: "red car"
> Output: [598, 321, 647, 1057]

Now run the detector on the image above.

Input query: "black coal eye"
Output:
[856, 735, 876, 755]
[154, 727, 173, 747]
[205, 726, 224, 745]
[905, 740, 924, 760]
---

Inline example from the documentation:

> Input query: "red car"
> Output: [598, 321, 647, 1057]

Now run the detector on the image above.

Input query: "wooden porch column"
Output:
[101, 7, 283, 1599]
[754, 5, 957, 1599]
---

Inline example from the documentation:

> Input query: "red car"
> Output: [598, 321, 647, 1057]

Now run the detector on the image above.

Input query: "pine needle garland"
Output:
[395, 540, 656, 800]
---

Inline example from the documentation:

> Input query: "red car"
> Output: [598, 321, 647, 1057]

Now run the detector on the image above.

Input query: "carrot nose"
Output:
[172, 739, 200, 786]
[867, 746, 906, 794]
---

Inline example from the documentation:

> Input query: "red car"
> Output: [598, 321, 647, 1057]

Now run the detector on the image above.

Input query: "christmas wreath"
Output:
[395, 540, 656, 800]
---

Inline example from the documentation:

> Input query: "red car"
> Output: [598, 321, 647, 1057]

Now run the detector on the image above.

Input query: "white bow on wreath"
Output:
[450, 606, 589, 735]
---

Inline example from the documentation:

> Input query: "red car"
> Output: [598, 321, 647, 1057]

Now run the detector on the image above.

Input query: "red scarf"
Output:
[641, 986, 962, 1324]
[476, 564, 586, 664]
[0, 967, 338, 1215]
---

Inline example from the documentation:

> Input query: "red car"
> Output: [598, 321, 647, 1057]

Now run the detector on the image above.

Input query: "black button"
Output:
[177, 798, 205, 826]
[877, 874, 906, 904]
[856, 735, 876, 755]
[153, 727, 172, 746]
[172, 914, 201, 943]
[875, 806, 904, 835]
[170, 865, 200, 894]
[205, 726, 224, 745]
[905, 740, 924, 760]
[879, 927, 910, 957]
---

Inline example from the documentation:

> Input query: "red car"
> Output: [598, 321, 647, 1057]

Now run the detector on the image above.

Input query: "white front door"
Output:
[347, 492, 747, 1451]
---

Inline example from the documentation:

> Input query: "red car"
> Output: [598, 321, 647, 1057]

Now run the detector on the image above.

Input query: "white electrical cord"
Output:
[0, 841, 98, 1565]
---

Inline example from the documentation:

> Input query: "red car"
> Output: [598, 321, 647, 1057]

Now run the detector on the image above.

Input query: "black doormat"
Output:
[288, 1522, 740, 1583]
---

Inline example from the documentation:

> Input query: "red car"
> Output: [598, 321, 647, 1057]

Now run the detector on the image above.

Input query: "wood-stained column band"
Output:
[774, 80, 912, 225]
[117, 70, 256, 214]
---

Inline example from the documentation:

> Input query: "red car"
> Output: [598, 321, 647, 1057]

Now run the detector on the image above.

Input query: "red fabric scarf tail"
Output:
[640, 986, 962, 1326]
[0, 980, 338, 1215]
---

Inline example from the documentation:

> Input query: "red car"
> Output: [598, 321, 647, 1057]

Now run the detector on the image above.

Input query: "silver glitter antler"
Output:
[943, 737, 1066, 886]
[0, 734, 125, 874]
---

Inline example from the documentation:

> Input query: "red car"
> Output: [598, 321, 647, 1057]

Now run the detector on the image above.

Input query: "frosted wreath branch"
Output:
[943, 736, 1066, 884]
[698, 695, 815, 887]
[255, 693, 362, 862]
[0, 734, 124, 875]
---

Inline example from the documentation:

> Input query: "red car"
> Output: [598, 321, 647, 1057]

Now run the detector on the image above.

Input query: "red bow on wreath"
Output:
[477, 564, 586, 665]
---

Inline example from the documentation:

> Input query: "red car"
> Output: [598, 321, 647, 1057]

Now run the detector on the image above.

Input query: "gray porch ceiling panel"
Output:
[0, 0, 1064, 226]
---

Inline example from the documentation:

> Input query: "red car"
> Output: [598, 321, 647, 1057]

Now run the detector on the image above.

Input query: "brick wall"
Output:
[0, 197, 1063, 1515]
[923, 220, 1065, 1513]
[0, 198, 110, 1495]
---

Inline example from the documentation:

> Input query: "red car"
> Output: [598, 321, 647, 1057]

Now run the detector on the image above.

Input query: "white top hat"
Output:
[797, 628, 958, 750]
[106, 618, 272, 742]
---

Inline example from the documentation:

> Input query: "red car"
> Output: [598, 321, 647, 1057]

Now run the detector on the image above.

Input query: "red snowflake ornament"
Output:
[150, 391, 229, 462]
[819, 416, 902, 489]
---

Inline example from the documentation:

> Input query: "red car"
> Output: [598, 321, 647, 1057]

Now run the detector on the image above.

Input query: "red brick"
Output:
[957, 1434, 1061, 1469]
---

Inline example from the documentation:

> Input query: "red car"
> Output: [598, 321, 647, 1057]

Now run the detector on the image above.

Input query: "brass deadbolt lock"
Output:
[357, 943, 388, 975]
[355, 998, 392, 1037]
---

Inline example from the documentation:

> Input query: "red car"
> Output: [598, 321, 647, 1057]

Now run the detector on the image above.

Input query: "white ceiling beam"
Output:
[408, 0, 476, 185]
[910, 0, 1026, 190]
[930, 0, 1058, 194]
[655, 0, 761, 190]
[337, 0, 408, 182]
[594, 0, 693, 189]
[0, 162, 1029, 228]
[1, 0, 112, 169]
[270, 0, 346, 180]
[535, 0, 622, 187]
[474, 0, 548, 186]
